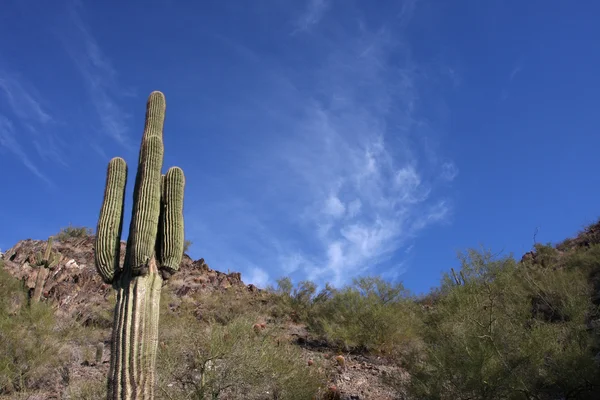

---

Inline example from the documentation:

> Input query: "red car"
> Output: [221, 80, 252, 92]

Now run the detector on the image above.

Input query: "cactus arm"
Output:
[95, 157, 128, 284]
[158, 166, 185, 277]
[127, 92, 166, 276]
[43, 237, 53, 260]
[35, 238, 59, 268]
[49, 252, 60, 268]
[142, 91, 166, 141]
[155, 174, 166, 275]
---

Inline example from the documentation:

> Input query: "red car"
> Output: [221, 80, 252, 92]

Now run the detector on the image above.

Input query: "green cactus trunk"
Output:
[109, 262, 163, 398]
[94, 91, 185, 400]
[32, 266, 49, 303]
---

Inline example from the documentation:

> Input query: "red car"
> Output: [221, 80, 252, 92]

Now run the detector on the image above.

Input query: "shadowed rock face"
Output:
[2, 235, 252, 318]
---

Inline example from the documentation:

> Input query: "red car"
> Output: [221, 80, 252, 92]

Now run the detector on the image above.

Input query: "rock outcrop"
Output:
[2, 235, 252, 319]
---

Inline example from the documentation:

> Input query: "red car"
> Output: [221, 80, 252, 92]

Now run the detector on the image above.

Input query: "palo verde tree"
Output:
[94, 91, 185, 399]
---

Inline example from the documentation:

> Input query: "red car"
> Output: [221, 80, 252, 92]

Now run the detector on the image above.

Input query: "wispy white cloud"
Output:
[186, 2, 457, 289]
[444, 67, 461, 88]
[347, 199, 362, 217]
[0, 70, 66, 167]
[0, 116, 52, 185]
[398, 0, 419, 28]
[279, 253, 314, 275]
[293, 0, 331, 33]
[270, 24, 455, 286]
[0, 75, 52, 124]
[61, 0, 132, 148]
[246, 266, 270, 288]
[501, 64, 523, 101]
[509, 65, 522, 81]
[324, 193, 346, 218]
[440, 161, 459, 182]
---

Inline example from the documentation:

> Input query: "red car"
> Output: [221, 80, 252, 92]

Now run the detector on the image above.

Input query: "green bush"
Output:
[563, 243, 600, 307]
[63, 378, 106, 400]
[156, 292, 326, 399]
[404, 248, 600, 400]
[315, 277, 420, 353]
[53, 224, 93, 241]
[270, 276, 422, 354]
[270, 277, 333, 323]
[183, 239, 192, 253]
[0, 261, 73, 394]
[187, 286, 270, 326]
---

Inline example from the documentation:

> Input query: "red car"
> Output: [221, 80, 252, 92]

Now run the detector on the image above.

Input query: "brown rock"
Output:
[247, 283, 258, 292]
[1, 236, 250, 317]
[219, 279, 231, 289]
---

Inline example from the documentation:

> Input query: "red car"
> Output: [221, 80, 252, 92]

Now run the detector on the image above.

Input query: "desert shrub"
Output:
[182, 286, 269, 325]
[564, 243, 600, 271]
[71, 290, 116, 330]
[183, 239, 193, 253]
[313, 277, 420, 353]
[54, 224, 93, 241]
[271, 276, 422, 354]
[0, 261, 74, 394]
[529, 242, 562, 269]
[405, 248, 600, 400]
[156, 297, 326, 399]
[63, 378, 106, 400]
[269, 277, 334, 323]
[563, 243, 600, 306]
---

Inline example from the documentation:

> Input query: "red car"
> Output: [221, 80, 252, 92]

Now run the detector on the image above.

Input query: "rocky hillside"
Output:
[1, 236, 253, 316]
[1, 220, 599, 399]
[1, 234, 408, 400]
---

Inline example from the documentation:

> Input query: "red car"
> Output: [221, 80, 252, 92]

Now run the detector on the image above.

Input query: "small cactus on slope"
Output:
[32, 238, 60, 303]
[96, 341, 104, 365]
[94, 91, 185, 399]
[35, 237, 60, 269]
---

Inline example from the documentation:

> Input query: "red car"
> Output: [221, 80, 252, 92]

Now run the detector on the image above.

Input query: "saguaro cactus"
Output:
[32, 237, 60, 303]
[94, 91, 185, 399]
[35, 237, 60, 269]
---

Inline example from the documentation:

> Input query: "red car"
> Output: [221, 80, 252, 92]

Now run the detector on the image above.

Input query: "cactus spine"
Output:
[94, 91, 185, 399]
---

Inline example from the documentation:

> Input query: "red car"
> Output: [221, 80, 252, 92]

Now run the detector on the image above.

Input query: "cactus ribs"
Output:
[94, 91, 185, 400]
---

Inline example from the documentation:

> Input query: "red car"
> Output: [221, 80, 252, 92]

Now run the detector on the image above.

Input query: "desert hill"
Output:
[1, 220, 599, 399]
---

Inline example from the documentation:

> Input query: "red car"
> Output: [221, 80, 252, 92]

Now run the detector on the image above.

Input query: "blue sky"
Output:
[1, 0, 599, 295]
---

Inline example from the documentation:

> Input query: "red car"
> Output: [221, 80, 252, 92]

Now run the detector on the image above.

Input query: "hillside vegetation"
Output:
[0, 221, 599, 399]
